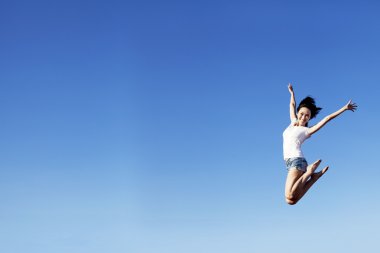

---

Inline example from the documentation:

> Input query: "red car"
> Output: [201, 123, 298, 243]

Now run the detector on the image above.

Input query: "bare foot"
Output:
[306, 159, 322, 175]
[311, 166, 329, 180]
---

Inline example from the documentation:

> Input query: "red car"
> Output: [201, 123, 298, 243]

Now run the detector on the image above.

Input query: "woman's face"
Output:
[297, 107, 311, 126]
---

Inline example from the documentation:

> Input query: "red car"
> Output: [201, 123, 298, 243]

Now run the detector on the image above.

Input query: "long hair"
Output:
[297, 96, 322, 126]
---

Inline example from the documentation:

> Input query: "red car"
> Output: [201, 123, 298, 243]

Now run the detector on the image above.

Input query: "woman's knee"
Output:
[285, 197, 297, 205]
[285, 193, 298, 205]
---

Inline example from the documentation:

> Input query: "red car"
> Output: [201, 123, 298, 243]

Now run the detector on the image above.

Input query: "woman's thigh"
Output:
[285, 169, 304, 195]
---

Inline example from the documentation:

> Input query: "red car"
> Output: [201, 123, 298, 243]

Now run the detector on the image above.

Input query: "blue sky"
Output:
[1, 0, 380, 252]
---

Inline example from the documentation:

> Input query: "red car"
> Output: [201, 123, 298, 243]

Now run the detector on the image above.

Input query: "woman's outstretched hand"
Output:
[288, 83, 294, 94]
[344, 100, 358, 112]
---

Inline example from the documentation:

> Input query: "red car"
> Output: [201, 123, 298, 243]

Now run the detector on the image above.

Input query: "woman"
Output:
[283, 83, 357, 205]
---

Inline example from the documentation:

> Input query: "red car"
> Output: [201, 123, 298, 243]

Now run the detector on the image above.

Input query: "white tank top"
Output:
[283, 119, 310, 159]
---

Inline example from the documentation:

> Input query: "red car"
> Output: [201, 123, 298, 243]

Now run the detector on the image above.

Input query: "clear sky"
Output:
[1, 0, 380, 252]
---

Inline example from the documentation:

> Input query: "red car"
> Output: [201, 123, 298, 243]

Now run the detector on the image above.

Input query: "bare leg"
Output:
[294, 167, 329, 202]
[285, 160, 328, 205]
[284, 169, 303, 205]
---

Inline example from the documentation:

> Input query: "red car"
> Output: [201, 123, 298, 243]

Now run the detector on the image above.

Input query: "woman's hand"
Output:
[288, 83, 294, 94]
[344, 100, 358, 112]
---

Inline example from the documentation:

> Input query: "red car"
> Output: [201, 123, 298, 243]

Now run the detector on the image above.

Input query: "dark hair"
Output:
[297, 96, 322, 123]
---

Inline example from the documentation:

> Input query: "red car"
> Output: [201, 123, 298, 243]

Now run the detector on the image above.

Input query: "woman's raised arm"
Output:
[308, 100, 357, 136]
[288, 83, 297, 121]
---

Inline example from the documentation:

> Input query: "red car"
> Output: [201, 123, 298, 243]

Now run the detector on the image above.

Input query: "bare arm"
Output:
[288, 83, 297, 121]
[308, 100, 357, 136]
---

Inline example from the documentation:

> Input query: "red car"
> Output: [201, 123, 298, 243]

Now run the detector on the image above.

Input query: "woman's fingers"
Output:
[346, 100, 357, 112]
[349, 102, 357, 111]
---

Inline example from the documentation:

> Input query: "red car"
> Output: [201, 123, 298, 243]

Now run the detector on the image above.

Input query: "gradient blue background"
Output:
[1, 0, 379, 252]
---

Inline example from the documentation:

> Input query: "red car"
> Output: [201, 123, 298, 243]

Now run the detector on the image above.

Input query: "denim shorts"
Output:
[285, 157, 308, 172]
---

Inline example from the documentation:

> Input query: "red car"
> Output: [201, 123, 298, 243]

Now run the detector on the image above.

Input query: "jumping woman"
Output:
[283, 83, 357, 205]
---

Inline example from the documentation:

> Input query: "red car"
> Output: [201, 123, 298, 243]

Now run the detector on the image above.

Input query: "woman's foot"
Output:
[306, 159, 322, 175]
[311, 166, 329, 180]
